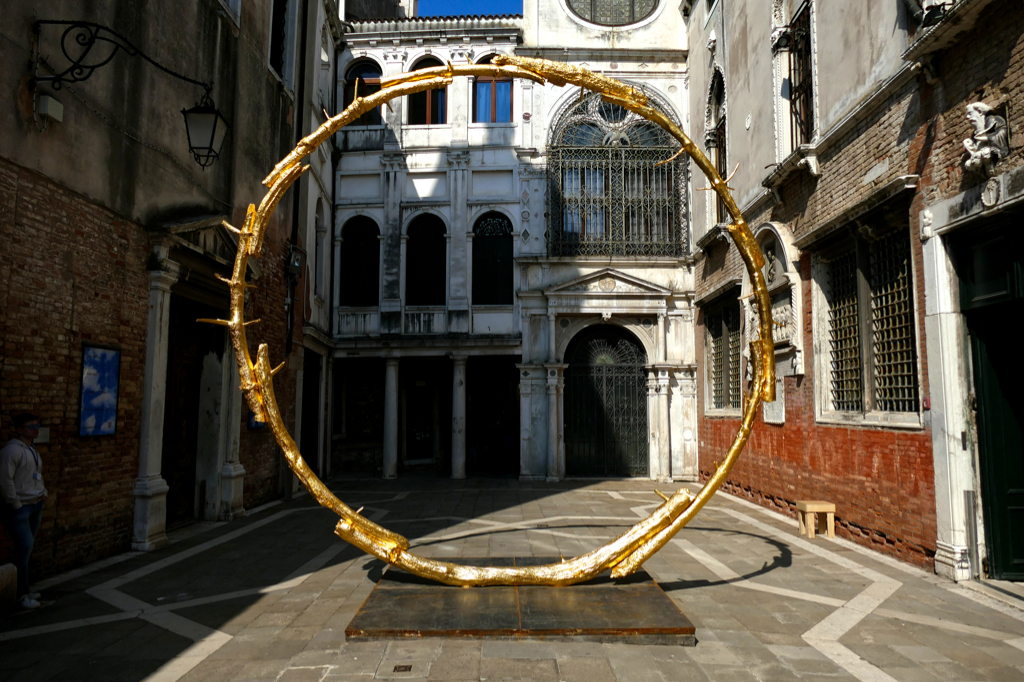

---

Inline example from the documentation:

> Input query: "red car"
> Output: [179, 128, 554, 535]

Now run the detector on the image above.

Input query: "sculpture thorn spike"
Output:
[221, 221, 240, 234]
[243, 319, 261, 327]
[270, 361, 286, 376]
[655, 490, 670, 502]
[197, 318, 231, 327]
[355, 506, 364, 515]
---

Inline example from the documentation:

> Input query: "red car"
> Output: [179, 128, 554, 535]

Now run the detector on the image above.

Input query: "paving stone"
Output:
[426, 651, 480, 680]
[481, 641, 556, 659]
[279, 667, 331, 682]
[4, 482, 1024, 682]
[684, 642, 743, 666]
[556, 657, 617, 682]
[478, 657, 558, 681]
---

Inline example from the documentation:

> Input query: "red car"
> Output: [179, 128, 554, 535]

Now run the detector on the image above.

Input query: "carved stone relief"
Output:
[963, 102, 1010, 177]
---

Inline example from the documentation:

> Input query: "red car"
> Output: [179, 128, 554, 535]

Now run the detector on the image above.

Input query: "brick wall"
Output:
[0, 156, 299, 577]
[0, 158, 149, 574]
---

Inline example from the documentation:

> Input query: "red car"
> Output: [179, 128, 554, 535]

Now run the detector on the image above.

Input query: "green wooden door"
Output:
[966, 301, 1024, 580]
[958, 219, 1024, 580]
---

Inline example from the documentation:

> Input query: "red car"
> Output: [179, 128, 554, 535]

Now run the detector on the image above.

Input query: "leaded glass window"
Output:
[567, 0, 658, 26]
[548, 88, 688, 257]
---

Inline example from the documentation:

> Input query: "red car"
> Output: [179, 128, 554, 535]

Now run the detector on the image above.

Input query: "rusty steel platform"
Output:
[345, 558, 696, 645]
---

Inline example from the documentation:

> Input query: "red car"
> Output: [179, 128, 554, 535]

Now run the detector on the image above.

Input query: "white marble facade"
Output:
[332, 5, 696, 481]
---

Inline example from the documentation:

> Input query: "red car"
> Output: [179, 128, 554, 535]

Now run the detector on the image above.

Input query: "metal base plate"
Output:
[346, 558, 696, 645]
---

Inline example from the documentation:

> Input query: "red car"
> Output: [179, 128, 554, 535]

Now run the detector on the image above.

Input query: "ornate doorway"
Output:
[564, 325, 649, 477]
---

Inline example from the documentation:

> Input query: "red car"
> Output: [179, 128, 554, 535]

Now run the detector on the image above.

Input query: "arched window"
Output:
[407, 58, 447, 125]
[338, 217, 380, 307]
[343, 61, 382, 126]
[567, 0, 658, 26]
[405, 214, 446, 306]
[473, 55, 512, 123]
[314, 201, 326, 299]
[472, 213, 514, 305]
[708, 72, 727, 224]
[548, 86, 687, 257]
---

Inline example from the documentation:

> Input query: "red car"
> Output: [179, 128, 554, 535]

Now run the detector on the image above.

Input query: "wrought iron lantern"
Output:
[31, 20, 228, 168]
[181, 94, 230, 168]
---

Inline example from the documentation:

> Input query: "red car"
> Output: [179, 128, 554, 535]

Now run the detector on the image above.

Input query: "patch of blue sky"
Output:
[416, 0, 523, 17]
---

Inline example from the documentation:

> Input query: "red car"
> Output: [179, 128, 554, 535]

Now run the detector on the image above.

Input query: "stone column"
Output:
[518, 376, 533, 479]
[451, 355, 468, 479]
[383, 358, 400, 479]
[546, 367, 559, 481]
[658, 312, 668, 363]
[547, 312, 557, 361]
[132, 264, 179, 551]
[219, 344, 246, 521]
[448, 151, 471, 333]
[380, 153, 406, 334]
[657, 369, 672, 483]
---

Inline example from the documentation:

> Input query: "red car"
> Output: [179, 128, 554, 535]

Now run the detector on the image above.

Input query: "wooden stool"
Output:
[796, 501, 835, 539]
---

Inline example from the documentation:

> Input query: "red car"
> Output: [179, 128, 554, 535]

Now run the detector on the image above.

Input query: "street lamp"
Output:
[182, 94, 231, 168]
[31, 20, 228, 168]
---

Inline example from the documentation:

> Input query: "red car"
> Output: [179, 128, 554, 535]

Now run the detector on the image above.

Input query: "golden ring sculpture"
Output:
[210, 56, 775, 586]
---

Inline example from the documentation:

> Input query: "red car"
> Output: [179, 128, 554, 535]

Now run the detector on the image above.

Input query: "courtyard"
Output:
[2, 478, 1022, 682]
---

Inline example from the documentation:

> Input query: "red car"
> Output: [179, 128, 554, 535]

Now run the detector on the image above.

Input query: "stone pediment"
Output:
[545, 269, 671, 297]
[151, 214, 262, 279]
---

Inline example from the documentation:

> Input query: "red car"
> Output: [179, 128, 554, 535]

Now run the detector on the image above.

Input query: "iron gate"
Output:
[564, 326, 649, 477]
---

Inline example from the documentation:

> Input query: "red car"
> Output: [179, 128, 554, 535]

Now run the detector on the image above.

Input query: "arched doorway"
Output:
[564, 325, 649, 477]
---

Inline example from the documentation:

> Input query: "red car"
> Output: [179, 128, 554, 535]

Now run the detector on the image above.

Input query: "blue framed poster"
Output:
[80, 345, 120, 436]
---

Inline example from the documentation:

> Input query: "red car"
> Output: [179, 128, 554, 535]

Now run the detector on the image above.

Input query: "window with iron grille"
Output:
[789, 2, 814, 145]
[547, 88, 688, 257]
[820, 226, 919, 416]
[705, 296, 742, 411]
[567, 0, 659, 26]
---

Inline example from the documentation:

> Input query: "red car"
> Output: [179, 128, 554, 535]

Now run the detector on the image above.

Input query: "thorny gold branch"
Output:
[212, 57, 775, 587]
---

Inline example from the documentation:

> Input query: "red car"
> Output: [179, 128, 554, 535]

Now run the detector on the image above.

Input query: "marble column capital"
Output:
[148, 265, 179, 292]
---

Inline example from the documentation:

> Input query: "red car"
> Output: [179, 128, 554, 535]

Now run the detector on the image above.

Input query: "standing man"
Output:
[0, 414, 48, 609]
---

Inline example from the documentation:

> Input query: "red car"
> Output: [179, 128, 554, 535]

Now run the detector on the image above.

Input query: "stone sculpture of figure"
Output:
[963, 102, 1010, 176]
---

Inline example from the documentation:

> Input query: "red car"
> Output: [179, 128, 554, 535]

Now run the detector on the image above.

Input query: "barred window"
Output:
[548, 88, 688, 257]
[822, 227, 919, 414]
[705, 296, 742, 411]
[567, 0, 658, 26]
[790, 2, 814, 145]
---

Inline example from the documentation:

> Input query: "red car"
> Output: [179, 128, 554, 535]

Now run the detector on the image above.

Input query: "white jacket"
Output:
[0, 438, 47, 509]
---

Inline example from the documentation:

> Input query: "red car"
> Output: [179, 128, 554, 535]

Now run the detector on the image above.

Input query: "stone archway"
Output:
[563, 324, 649, 477]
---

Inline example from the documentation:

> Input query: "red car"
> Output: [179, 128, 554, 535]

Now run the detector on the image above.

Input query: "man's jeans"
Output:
[1, 500, 44, 597]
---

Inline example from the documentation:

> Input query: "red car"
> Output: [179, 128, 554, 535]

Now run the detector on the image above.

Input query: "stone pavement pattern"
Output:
[1, 478, 1023, 681]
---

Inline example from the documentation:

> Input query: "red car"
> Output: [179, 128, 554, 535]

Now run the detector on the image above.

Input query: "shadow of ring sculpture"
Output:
[215, 56, 775, 587]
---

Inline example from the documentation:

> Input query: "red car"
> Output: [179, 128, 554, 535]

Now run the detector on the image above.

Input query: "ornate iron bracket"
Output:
[31, 20, 212, 94]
